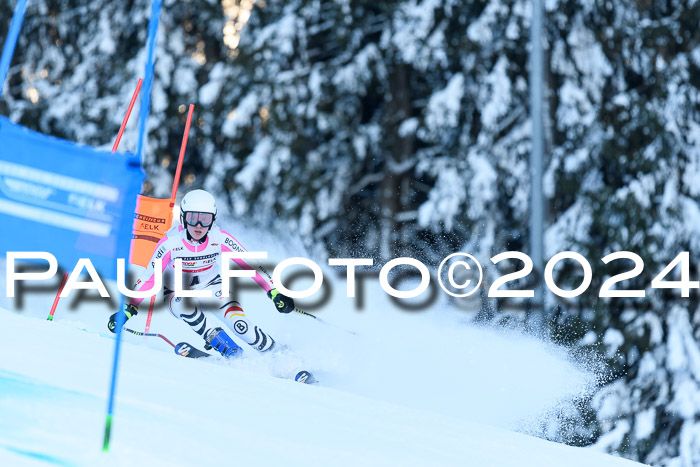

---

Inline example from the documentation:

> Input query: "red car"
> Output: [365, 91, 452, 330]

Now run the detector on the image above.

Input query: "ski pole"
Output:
[294, 308, 357, 335]
[122, 327, 210, 359]
[122, 326, 176, 348]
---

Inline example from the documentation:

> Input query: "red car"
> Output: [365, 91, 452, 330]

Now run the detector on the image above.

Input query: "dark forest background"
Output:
[2, 0, 700, 464]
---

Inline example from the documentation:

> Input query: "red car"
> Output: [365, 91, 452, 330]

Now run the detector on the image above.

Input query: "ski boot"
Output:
[204, 327, 242, 358]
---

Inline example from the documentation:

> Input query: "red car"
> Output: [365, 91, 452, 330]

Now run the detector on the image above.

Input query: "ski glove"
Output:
[108, 303, 138, 333]
[267, 288, 295, 314]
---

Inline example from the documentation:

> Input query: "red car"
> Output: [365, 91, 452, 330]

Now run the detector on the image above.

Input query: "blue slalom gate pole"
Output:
[135, 0, 162, 161]
[103, 0, 162, 452]
[0, 0, 29, 101]
[102, 295, 126, 452]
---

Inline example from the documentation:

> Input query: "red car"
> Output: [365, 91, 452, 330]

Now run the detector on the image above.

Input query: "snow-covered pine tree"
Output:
[208, 0, 431, 261]
[208, 0, 533, 271]
[0, 0, 226, 197]
[545, 0, 700, 463]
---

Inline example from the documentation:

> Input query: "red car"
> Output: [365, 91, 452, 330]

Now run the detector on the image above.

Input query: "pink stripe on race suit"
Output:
[130, 250, 172, 307]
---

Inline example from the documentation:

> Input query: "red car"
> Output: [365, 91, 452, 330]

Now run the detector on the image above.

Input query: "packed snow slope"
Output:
[0, 224, 642, 466]
[0, 310, 641, 467]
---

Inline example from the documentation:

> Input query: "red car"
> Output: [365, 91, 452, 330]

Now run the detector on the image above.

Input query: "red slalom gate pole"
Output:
[143, 104, 194, 330]
[46, 79, 143, 322]
[112, 78, 143, 152]
[46, 272, 69, 321]
[170, 104, 194, 208]
[144, 295, 155, 333]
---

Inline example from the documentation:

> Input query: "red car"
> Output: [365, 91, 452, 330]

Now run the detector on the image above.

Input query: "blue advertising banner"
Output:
[0, 116, 144, 280]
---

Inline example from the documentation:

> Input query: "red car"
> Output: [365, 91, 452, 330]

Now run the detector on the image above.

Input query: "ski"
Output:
[122, 327, 212, 359]
[294, 370, 316, 384]
[174, 342, 212, 359]
[175, 344, 316, 383]
[123, 327, 314, 379]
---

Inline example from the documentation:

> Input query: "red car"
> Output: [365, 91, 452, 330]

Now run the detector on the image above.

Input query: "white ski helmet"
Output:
[180, 189, 217, 226]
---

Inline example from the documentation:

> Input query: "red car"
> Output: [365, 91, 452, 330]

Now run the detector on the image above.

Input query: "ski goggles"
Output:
[184, 211, 214, 228]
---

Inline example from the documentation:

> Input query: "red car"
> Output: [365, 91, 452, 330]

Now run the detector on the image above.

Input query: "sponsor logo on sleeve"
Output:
[224, 237, 244, 252]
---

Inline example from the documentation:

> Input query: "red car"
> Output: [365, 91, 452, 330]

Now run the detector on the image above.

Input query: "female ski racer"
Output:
[108, 189, 296, 360]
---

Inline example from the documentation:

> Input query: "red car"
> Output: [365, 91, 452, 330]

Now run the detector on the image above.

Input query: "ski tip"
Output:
[175, 342, 193, 357]
[175, 342, 211, 359]
[294, 370, 316, 384]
